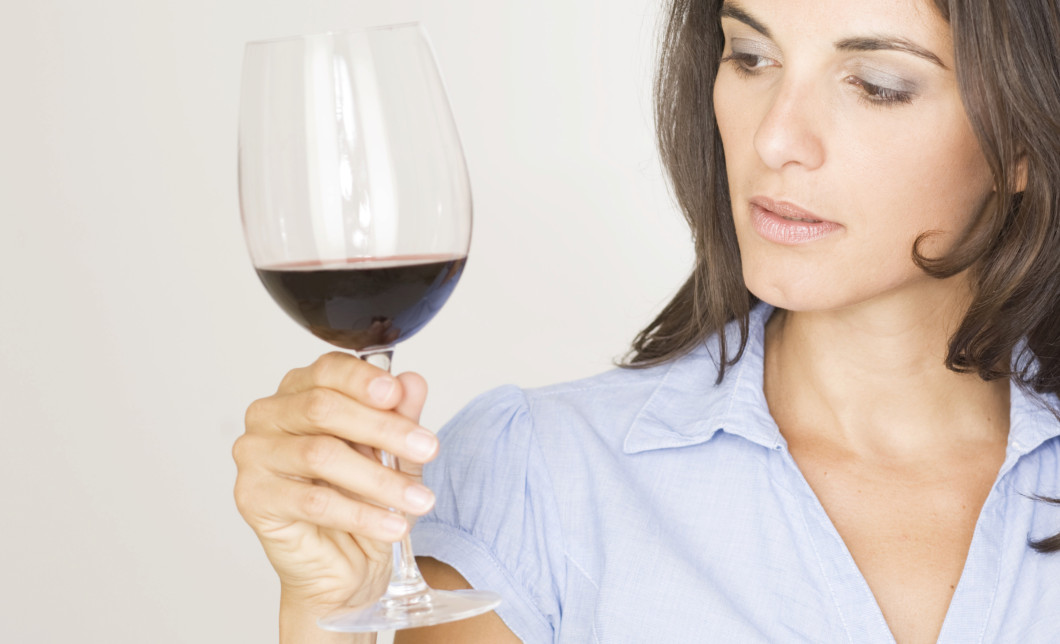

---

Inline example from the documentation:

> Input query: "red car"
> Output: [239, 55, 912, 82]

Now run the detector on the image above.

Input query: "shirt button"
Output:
[1011, 441, 1023, 451]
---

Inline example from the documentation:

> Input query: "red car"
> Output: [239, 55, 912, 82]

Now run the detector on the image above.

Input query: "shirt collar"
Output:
[1006, 370, 1060, 461]
[624, 304, 1060, 458]
[623, 304, 782, 454]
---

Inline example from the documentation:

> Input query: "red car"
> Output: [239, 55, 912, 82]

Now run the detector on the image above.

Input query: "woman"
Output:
[233, 0, 1060, 641]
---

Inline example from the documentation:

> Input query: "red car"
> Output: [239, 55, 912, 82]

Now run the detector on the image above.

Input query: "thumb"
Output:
[393, 372, 429, 479]
[394, 372, 428, 424]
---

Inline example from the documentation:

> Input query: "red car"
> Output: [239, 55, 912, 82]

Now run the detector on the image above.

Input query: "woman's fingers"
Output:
[238, 468, 411, 542]
[274, 433, 436, 516]
[246, 387, 439, 464]
[277, 352, 403, 409]
[233, 430, 434, 521]
[234, 354, 439, 549]
[394, 372, 428, 424]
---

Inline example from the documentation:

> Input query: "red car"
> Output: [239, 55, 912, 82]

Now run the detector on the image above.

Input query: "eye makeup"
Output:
[721, 32, 925, 107]
[847, 63, 919, 96]
[843, 61, 921, 106]
[729, 37, 782, 62]
[720, 36, 782, 77]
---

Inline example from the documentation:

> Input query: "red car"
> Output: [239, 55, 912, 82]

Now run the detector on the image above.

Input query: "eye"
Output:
[845, 76, 914, 107]
[721, 52, 779, 78]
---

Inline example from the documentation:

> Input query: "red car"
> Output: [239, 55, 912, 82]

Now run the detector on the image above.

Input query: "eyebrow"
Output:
[719, 1, 948, 70]
[834, 37, 948, 69]
[719, 3, 771, 39]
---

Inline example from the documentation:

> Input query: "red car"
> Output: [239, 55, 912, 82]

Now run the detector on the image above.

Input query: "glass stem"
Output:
[362, 350, 430, 600]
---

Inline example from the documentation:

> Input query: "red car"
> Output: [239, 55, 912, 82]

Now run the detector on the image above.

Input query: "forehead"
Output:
[721, 0, 953, 62]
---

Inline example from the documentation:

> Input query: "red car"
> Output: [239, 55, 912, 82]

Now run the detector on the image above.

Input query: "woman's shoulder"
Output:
[461, 345, 706, 413]
[435, 341, 745, 468]
[525, 357, 682, 411]
[435, 305, 778, 465]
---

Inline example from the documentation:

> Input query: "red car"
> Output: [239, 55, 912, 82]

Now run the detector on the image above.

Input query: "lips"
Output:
[748, 196, 842, 245]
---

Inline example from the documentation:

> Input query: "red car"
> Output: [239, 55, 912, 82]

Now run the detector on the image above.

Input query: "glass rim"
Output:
[244, 21, 423, 47]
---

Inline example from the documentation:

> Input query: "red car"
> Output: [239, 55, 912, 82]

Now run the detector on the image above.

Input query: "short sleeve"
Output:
[410, 385, 564, 643]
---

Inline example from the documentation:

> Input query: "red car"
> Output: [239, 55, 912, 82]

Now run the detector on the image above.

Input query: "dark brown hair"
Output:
[626, 0, 1060, 550]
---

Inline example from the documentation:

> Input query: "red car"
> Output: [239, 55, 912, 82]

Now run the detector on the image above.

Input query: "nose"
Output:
[752, 76, 826, 172]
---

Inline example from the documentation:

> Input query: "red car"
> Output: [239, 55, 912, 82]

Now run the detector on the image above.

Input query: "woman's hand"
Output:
[232, 352, 439, 617]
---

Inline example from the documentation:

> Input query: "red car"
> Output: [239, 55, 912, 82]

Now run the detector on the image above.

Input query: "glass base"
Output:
[318, 589, 502, 632]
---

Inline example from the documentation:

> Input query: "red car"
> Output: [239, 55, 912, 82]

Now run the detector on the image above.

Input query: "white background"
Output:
[0, 0, 692, 641]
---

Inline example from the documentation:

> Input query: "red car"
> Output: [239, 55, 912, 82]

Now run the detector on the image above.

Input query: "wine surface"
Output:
[256, 255, 466, 351]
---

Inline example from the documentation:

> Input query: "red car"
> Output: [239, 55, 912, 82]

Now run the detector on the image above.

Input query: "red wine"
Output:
[256, 255, 466, 351]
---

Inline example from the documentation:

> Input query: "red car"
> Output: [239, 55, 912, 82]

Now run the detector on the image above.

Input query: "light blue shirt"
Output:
[411, 304, 1060, 642]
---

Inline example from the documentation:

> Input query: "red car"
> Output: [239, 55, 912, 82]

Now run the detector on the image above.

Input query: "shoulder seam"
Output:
[524, 390, 576, 612]
[528, 380, 654, 400]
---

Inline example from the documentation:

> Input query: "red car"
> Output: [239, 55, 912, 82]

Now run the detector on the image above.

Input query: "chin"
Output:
[743, 267, 860, 314]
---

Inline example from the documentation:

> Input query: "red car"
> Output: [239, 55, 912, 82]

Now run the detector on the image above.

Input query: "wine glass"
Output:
[238, 23, 501, 632]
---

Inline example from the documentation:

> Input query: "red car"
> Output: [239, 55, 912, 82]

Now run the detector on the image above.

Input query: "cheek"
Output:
[851, 108, 994, 252]
[712, 74, 731, 138]
[713, 74, 757, 173]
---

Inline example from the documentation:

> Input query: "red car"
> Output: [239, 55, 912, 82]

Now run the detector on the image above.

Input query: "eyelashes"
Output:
[720, 52, 776, 74]
[720, 52, 777, 75]
[844, 75, 914, 107]
[719, 52, 916, 107]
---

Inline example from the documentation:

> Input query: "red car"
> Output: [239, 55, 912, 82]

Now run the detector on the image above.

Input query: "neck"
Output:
[763, 279, 1010, 457]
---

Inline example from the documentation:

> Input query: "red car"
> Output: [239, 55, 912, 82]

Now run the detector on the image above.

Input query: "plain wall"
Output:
[0, 0, 691, 641]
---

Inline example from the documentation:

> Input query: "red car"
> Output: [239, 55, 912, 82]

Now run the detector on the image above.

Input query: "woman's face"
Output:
[713, 0, 995, 313]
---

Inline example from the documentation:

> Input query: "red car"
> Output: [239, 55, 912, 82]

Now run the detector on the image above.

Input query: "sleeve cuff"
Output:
[411, 519, 554, 643]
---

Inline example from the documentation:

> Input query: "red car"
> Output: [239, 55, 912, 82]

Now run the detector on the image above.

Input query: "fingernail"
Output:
[368, 377, 395, 404]
[404, 484, 435, 512]
[406, 428, 438, 459]
[382, 514, 407, 537]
